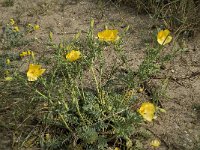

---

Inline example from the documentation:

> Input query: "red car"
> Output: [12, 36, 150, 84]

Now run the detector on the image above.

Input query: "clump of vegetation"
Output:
[0, 18, 174, 149]
[1, 0, 14, 7]
[113, 0, 200, 36]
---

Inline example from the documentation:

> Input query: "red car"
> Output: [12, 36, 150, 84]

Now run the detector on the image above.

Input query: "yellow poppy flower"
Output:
[13, 26, 19, 32]
[98, 29, 119, 42]
[157, 29, 172, 45]
[150, 139, 161, 148]
[66, 50, 81, 62]
[27, 64, 46, 81]
[138, 102, 155, 122]
[20, 51, 28, 57]
[10, 18, 15, 25]
[33, 25, 40, 30]
[28, 50, 32, 55]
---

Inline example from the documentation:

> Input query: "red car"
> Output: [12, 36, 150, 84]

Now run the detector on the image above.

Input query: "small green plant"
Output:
[2, 23, 23, 49]
[1, 19, 40, 50]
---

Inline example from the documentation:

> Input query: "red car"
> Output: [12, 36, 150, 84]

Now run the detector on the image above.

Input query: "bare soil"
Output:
[147, 35, 200, 150]
[0, 0, 199, 149]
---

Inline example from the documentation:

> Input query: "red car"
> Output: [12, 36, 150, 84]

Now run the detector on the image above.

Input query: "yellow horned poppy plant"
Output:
[98, 29, 119, 42]
[66, 50, 81, 62]
[27, 64, 45, 81]
[138, 102, 155, 122]
[157, 29, 172, 45]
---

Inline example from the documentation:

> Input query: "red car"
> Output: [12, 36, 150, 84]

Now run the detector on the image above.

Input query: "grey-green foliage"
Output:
[1, 25, 23, 49]
[138, 48, 161, 80]
[32, 25, 142, 149]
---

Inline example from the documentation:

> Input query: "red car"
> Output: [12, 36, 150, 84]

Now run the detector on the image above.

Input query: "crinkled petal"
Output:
[98, 29, 119, 42]
[27, 64, 45, 81]
[28, 76, 38, 81]
[157, 29, 172, 45]
[66, 50, 81, 62]
[138, 102, 156, 122]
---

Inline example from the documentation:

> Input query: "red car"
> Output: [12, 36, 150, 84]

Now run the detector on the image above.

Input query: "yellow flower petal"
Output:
[20, 51, 27, 57]
[20, 50, 33, 57]
[66, 50, 81, 62]
[98, 29, 119, 42]
[150, 139, 161, 147]
[27, 50, 32, 55]
[138, 102, 155, 122]
[10, 18, 15, 26]
[27, 64, 45, 81]
[33, 25, 40, 30]
[157, 29, 172, 45]
[13, 26, 19, 32]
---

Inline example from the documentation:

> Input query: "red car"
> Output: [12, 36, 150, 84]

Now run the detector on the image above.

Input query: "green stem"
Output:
[59, 113, 73, 133]
[36, 89, 72, 132]
[71, 88, 85, 123]
[90, 65, 102, 104]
